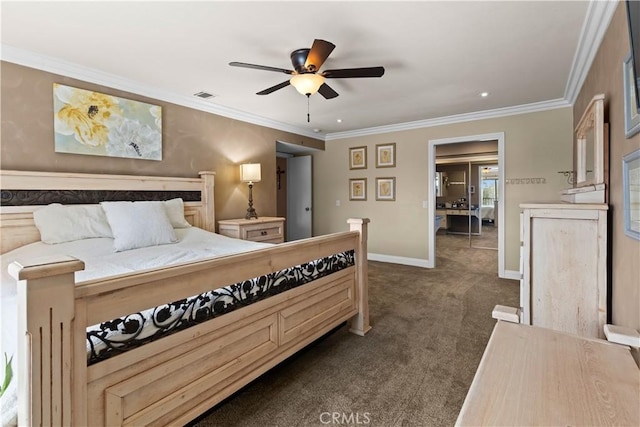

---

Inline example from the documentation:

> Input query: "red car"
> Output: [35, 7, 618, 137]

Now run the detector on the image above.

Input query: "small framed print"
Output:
[376, 177, 396, 201]
[624, 54, 640, 138]
[349, 146, 367, 170]
[375, 143, 396, 168]
[349, 178, 367, 201]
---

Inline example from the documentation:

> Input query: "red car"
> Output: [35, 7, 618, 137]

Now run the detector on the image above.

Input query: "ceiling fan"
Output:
[229, 39, 385, 121]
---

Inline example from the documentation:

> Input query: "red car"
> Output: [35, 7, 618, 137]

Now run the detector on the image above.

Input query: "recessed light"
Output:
[313, 128, 321, 133]
[336, 119, 343, 123]
[480, 92, 489, 97]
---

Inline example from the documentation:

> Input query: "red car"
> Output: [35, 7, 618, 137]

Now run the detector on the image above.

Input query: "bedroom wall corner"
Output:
[0, 61, 323, 225]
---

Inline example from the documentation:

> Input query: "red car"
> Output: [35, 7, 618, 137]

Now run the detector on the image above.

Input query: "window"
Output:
[482, 178, 498, 206]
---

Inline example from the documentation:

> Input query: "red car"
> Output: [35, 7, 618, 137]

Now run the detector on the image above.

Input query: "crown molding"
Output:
[324, 0, 616, 141]
[564, 0, 618, 104]
[0, 44, 322, 140]
[324, 98, 571, 141]
[1, 0, 614, 145]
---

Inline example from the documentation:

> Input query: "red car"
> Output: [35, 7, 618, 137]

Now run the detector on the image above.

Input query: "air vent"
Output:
[193, 91, 216, 99]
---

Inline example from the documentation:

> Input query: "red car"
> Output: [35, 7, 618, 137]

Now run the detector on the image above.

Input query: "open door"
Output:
[286, 155, 312, 241]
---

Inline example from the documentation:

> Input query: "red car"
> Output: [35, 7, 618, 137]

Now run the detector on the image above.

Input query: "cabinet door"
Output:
[522, 207, 607, 339]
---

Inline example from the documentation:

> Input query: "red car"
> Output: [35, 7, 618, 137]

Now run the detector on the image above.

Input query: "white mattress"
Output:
[0, 227, 270, 424]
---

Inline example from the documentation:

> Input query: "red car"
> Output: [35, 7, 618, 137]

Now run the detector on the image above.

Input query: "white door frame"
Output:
[427, 132, 506, 278]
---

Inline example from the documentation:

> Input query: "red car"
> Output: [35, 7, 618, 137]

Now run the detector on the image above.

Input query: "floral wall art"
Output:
[53, 83, 162, 160]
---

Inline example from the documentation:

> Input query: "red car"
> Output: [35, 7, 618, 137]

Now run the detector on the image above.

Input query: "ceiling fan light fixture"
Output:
[290, 73, 325, 95]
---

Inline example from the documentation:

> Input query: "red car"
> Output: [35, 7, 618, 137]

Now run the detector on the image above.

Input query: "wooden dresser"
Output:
[217, 217, 285, 243]
[520, 203, 608, 338]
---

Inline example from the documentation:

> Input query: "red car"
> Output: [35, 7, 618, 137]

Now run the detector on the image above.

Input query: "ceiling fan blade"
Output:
[304, 39, 335, 72]
[323, 66, 385, 78]
[318, 83, 339, 99]
[229, 62, 293, 75]
[256, 80, 291, 95]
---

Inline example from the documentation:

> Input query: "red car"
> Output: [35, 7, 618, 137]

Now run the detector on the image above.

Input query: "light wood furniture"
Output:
[491, 305, 519, 323]
[561, 94, 608, 203]
[0, 170, 371, 426]
[520, 202, 608, 339]
[456, 321, 640, 426]
[218, 217, 285, 243]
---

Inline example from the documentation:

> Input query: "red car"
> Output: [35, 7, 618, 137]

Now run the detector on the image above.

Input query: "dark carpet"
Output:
[192, 234, 519, 427]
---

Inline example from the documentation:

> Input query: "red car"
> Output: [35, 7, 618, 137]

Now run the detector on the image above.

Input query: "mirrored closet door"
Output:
[434, 146, 499, 252]
[471, 164, 499, 250]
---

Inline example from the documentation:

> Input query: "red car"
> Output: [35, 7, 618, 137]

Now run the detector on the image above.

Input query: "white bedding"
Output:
[481, 206, 495, 220]
[0, 227, 270, 425]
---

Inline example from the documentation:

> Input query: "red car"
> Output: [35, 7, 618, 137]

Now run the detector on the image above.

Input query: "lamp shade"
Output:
[290, 73, 325, 95]
[240, 163, 262, 183]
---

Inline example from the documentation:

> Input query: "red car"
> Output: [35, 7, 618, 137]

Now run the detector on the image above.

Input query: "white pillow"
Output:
[164, 198, 192, 228]
[100, 201, 177, 252]
[33, 204, 113, 244]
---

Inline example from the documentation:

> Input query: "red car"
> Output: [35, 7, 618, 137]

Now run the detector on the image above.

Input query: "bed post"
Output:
[8, 256, 85, 427]
[199, 171, 216, 232]
[347, 218, 371, 336]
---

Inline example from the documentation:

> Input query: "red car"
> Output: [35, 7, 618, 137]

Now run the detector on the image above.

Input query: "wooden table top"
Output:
[456, 321, 640, 426]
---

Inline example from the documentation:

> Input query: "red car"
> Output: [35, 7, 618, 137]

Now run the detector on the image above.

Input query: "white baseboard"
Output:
[367, 255, 521, 279]
[502, 270, 521, 281]
[368, 253, 431, 268]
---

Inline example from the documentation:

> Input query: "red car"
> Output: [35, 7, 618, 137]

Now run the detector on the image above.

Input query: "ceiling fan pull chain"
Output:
[307, 94, 311, 123]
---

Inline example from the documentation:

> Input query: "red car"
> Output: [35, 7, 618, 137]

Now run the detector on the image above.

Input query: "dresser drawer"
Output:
[245, 225, 282, 241]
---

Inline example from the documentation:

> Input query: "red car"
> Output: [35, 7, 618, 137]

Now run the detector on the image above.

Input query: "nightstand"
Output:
[217, 217, 285, 243]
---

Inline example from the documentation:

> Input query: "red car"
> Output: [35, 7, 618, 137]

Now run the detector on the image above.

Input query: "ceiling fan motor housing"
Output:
[291, 48, 312, 73]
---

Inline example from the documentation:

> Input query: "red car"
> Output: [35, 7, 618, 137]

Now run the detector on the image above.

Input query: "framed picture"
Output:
[349, 178, 367, 201]
[376, 177, 396, 201]
[53, 83, 162, 160]
[623, 148, 640, 240]
[624, 54, 640, 138]
[375, 143, 396, 168]
[349, 146, 367, 170]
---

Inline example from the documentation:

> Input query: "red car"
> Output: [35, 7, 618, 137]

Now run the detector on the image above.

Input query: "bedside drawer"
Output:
[217, 217, 285, 244]
[245, 225, 282, 241]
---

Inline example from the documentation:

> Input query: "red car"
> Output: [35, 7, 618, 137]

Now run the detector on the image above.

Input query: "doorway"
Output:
[276, 141, 319, 241]
[427, 133, 506, 277]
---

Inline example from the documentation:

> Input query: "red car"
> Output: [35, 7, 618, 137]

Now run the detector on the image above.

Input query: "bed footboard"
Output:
[9, 255, 86, 426]
[9, 219, 370, 426]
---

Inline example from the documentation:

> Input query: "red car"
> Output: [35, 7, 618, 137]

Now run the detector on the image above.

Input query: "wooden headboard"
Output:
[0, 170, 215, 254]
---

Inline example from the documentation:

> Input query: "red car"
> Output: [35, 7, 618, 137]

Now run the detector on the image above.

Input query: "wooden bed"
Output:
[0, 170, 371, 426]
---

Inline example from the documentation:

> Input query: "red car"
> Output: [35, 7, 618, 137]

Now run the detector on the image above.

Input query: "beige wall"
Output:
[0, 61, 323, 225]
[574, 2, 640, 330]
[313, 108, 574, 271]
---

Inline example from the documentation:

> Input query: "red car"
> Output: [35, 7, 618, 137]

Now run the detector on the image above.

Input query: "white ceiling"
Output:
[0, 1, 613, 140]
